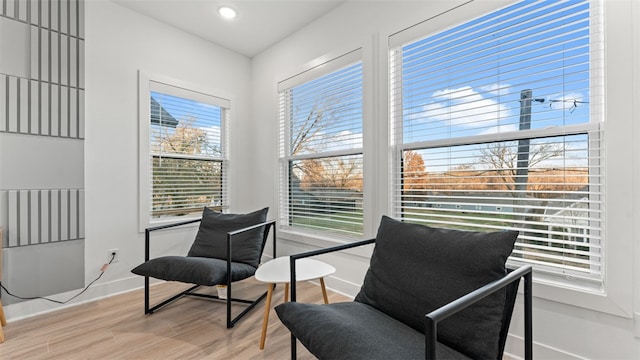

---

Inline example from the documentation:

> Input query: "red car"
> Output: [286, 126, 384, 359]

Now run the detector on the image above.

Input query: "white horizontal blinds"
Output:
[391, 0, 603, 285]
[149, 87, 227, 218]
[279, 57, 364, 237]
[288, 64, 363, 155]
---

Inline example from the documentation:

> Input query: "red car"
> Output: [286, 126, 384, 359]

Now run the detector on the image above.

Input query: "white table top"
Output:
[255, 256, 336, 284]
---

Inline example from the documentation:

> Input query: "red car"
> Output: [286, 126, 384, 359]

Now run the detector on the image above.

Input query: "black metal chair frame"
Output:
[287, 238, 533, 360]
[143, 218, 277, 328]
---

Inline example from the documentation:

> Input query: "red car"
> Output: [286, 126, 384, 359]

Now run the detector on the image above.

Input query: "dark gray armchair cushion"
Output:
[131, 256, 257, 286]
[354, 216, 518, 360]
[275, 301, 471, 360]
[187, 207, 268, 267]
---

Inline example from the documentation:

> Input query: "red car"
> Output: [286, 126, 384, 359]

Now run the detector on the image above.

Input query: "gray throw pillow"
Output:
[354, 215, 518, 360]
[187, 207, 268, 268]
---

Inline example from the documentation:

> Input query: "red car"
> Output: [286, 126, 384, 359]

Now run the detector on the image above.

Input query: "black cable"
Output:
[0, 253, 117, 305]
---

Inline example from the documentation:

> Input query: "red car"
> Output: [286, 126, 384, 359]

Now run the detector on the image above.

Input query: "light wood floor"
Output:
[0, 279, 350, 359]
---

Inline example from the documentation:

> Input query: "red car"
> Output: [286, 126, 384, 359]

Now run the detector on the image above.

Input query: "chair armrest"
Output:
[144, 218, 203, 261]
[227, 220, 277, 237]
[424, 265, 533, 360]
[226, 219, 277, 265]
[289, 238, 375, 302]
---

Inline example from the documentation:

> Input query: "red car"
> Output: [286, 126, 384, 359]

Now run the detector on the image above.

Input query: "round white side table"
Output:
[255, 256, 336, 349]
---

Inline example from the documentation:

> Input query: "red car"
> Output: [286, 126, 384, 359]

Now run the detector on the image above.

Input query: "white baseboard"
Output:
[504, 333, 588, 360]
[3, 275, 145, 322]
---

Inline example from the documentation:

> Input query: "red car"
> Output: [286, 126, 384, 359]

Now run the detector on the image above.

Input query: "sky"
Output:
[400, 0, 593, 171]
[402, 0, 590, 144]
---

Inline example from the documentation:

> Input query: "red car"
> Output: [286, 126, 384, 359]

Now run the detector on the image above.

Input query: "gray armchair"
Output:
[276, 216, 532, 359]
[131, 207, 276, 328]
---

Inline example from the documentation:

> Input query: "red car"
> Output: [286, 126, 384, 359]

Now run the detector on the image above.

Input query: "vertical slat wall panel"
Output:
[5, 0, 14, 19]
[19, 190, 29, 246]
[78, 189, 84, 238]
[39, 28, 49, 83]
[7, 191, 19, 247]
[78, 39, 84, 89]
[1, 189, 84, 247]
[50, 84, 59, 136]
[41, 0, 49, 29]
[7, 77, 18, 132]
[1, 1, 84, 139]
[69, 188, 77, 239]
[0, 74, 6, 132]
[1, 2, 84, 248]
[30, 26, 39, 79]
[50, 189, 59, 242]
[69, 37, 77, 87]
[60, 34, 68, 86]
[41, 82, 49, 134]
[60, 85, 68, 136]
[29, 0, 39, 26]
[30, 79, 39, 134]
[69, 0, 76, 37]
[50, 31, 58, 84]
[78, 88, 84, 137]
[78, 0, 83, 37]
[17, 0, 27, 21]
[60, 0, 68, 35]
[50, 0, 58, 32]
[60, 189, 68, 241]
[30, 189, 40, 244]
[69, 87, 77, 137]
[41, 189, 50, 243]
[19, 78, 29, 133]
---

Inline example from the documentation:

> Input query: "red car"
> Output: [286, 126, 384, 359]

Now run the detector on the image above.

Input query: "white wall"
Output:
[83, 0, 254, 289]
[4, 1, 640, 359]
[4, 0, 252, 319]
[251, 1, 640, 359]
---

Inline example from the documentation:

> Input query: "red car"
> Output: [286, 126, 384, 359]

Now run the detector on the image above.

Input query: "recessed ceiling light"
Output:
[218, 6, 237, 20]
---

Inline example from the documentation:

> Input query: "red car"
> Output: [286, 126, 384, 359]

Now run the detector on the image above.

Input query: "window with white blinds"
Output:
[148, 81, 229, 219]
[279, 50, 364, 237]
[390, 0, 603, 287]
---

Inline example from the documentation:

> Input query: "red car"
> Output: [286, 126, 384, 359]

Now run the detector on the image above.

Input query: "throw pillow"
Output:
[354, 215, 518, 360]
[187, 207, 268, 268]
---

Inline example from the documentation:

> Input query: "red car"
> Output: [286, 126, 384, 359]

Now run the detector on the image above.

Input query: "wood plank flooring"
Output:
[0, 279, 350, 359]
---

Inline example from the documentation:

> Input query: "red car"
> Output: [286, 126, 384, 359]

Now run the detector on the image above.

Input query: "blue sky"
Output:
[150, 91, 222, 156]
[402, 0, 591, 145]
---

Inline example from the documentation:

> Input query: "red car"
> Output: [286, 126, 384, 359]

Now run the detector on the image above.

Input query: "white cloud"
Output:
[418, 86, 515, 130]
[479, 83, 512, 97]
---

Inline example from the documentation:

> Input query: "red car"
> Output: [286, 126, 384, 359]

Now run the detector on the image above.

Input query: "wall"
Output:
[4, 0, 252, 319]
[2, 1, 639, 359]
[0, 0, 85, 305]
[251, 0, 640, 359]
[82, 0, 253, 298]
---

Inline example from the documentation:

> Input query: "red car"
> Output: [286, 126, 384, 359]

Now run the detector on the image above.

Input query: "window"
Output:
[279, 50, 364, 237]
[390, 0, 603, 288]
[139, 75, 229, 226]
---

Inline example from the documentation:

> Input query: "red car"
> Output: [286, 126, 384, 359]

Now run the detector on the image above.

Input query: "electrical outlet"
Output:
[108, 248, 120, 263]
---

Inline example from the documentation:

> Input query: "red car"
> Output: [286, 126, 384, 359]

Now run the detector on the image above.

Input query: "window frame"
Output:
[277, 48, 367, 239]
[138, 71, 231, 231]
[387, 0, 633, 317]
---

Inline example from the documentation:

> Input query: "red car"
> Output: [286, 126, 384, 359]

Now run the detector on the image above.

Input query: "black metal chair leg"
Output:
[144, 276, 150, 314]
[291, 334, 297, 360]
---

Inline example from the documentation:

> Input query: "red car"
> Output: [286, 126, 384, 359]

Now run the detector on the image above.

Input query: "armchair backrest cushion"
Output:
[187, 207, 268, 268]
[354, 216, 518, 360]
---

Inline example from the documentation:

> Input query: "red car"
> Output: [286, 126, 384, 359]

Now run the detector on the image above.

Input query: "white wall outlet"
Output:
[107, 248, 119, 263]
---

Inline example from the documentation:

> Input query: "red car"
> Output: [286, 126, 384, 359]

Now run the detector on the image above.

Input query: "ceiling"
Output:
[111, 0, 346, 58]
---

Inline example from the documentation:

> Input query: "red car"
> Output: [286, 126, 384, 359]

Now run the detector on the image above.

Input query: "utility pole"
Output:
[516, 89, 532, 197]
